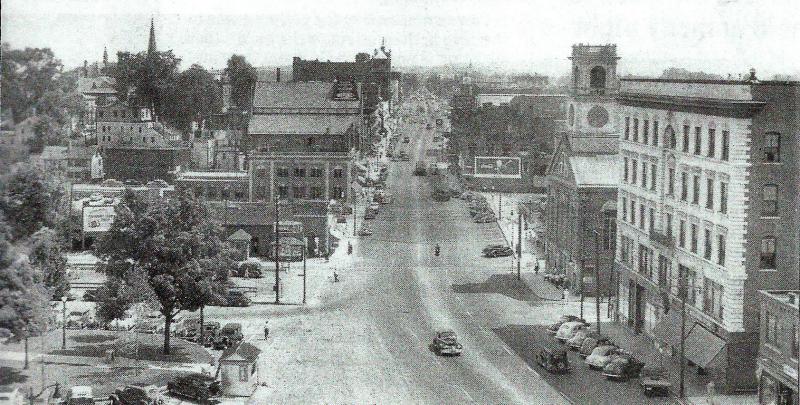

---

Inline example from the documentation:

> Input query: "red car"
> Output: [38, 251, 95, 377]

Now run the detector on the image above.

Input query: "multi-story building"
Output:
[77, 75, 117, 133]
[542, 44, 620, 294]
[614, 74, 799, 392]
[175, 171, 249, 202]
[757, 290, 799, 405]
[246, 79, 360, 204]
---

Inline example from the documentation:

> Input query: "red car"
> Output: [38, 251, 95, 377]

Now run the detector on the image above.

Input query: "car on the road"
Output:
[579, 334, 611, 358]
[473, 214, 496, 223]
[358, 227, 373, 236]
[65, 385, 94, 405]
[483, 246, 513, 257]
[555, 321, 589, 342]
[167, 374, 221, 403]
[82, 289, 99, 302]
[413, 162, 427, 176]
[585, 345, 624, 370]
[432, 330, 463, 356]
[567, 329, 597, 350]
[223, 291, 251, 307]
[546, 315, 588, 334]
[602, 354, 645, 381]
[403, 136, 410, 143]
[481, 244, 505, 255]
[640, 366, 673, 397]
[536, 343, 571, 374]
[213, 323, 243, 350]
[109, 384, 164, 405]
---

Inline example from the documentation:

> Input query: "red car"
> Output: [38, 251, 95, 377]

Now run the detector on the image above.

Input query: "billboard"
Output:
[83, 206, 116, 233]
[474, 156, 522, 179]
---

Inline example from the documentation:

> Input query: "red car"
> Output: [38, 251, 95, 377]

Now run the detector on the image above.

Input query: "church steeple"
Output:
[103, 46, 108, 67]
[147, 18, 157, 55]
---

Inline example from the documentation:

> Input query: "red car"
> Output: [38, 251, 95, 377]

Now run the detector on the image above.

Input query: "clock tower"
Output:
[566, 44, 620, 138]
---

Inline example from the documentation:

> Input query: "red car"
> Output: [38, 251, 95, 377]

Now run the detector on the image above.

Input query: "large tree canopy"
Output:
[113, 50, 181, 120]
[226, 54, 257, 111]
[0, 164, 63, 241]
[0, 43, 63, 123]
[161, 64, 223, 131]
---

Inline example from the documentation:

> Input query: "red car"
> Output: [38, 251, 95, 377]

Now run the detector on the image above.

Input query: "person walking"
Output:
[263, 321, 269, 340]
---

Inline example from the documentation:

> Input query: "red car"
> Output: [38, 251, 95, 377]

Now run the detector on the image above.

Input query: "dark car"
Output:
[602, 354, 645, 381]
[640, 366, 673, 397]
[579, 335, 612, 358]
[167, 374, 221, 403]
[201, 322, 221, 347]
[82, 289, 99, 302]
[547, 315, 588, 335]
[414, 162, 427, 176]
[109, 385, 163, 405]
[213, 323, 243, 350]
[536, 344, 570, 374]
[432, 189, 450, 202]
[484, 246, 513, 258]
[432, 330, 463, 356]
[481, 244, 505, 255]
[224, 291, 250, 307]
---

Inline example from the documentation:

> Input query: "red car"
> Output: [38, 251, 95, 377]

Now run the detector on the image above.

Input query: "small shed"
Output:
[217, 342, 261, 397]
[226, 229, 252, 261]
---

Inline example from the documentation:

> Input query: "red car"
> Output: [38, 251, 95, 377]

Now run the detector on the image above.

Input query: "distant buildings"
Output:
[757, 290, 799, 405]
[77, 75, 117, 133]
[613, 73, 799, 392]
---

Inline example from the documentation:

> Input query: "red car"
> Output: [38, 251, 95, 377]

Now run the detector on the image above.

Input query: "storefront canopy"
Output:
[683, 324, 726, 369]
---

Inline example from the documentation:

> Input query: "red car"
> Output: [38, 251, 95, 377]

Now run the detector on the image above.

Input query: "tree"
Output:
[28, 228, 70, 300]
[113, 50, 181, 119]
[0, 43, 63, 123]
[226, 55, 257, 111]
[94, 190, 232, 354]
[0, 164, 58, 241]
[161, 64, 222, 131]
[660, 67, 723, 81]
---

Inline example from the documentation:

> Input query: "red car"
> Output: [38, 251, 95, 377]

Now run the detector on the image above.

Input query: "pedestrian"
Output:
[333, 271, 339, 283]
[534, 263, 540, 274]
[264, 322, 269, 340]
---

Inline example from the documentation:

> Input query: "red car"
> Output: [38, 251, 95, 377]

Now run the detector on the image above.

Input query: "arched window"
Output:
[666, 125, 677, 149]
[590, 66, 606, 89]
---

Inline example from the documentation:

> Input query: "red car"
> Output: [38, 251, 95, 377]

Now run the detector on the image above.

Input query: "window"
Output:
[603, 210, 616, 249]
[277, 185, 288, 199]
[682, 125, 690, 152]
[293, 167, 306, 177]
[310, 186, 323, 199]
[641, 162, 648, 188]
[793, 324, 798, 359]
[704, 229, 712, 260]
[694, 127, 702, 155]
[762, 184, 778, 216]
[668, 126, 677, 149]
[113, 110, 118, 118]
[277, 167, 289, 177]
[717, 234, 726, 266]
[631, 159, 638, 184]
[681, 172, 688, 201]
[292, 185, 306, 199]
[633, 118, 639, 142]
[760, 237, 776, 269]
[765, 310, 777, 345]
[665, 213, 673, 239]
[764, 132, 780, 162]
[639, 204, 646, 230]
[623, 157, 629, 183]
[638, 244, 653, 278]
[690, 224, 698, 253]
[650, 163, 657, 191]
[99, 111, 104, 118]
[692, 175, 700, 205]
[331, 186, 344, 199]
[239, 365, 249, 382]
[309, 167, 323, 177]
[643, 120, 649, 144]
[721, 130, 730, 161]
[649, 208, 655, 233]
[332, 168, 343, 178]
[706, 178, 714, 210]
[142, 137, 146, 143]
[685, 267, 698, 306]
[707, 129, 716, 158]
[652, 121, 659, 146]
[703, 278, 724, 320]
[630, 200, 636, 226]
[720, 182, 728, 214]
[150, 137, 155, 143]
[679, 220, 686, 248]
[620, 236, 633, 265]
[624, 117, 630, 140]
[622, 197, 628, 222]
[667, 168, 675, 196]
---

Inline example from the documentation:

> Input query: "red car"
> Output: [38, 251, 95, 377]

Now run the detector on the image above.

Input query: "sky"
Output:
[2, 0, 799, 78]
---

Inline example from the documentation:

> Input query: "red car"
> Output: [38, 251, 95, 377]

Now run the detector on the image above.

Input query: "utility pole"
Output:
[352, 188, 357, 237]
[302, 245, 307, 304]
[593, 228, 601, 334]
[579, 262, 585, 319]
[516, 210, 522, 280]
[274, 201, 280, 304]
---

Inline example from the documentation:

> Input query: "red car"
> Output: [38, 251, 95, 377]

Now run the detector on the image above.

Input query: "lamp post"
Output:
[61, 296, 67, 350]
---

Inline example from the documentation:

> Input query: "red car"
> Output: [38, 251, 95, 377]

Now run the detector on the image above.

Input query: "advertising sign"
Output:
[83, 206, 116, 233]
[474, 156, 522, 179]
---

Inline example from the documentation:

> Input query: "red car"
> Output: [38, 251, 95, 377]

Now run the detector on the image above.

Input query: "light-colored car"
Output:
[567, 329, 592, 350]
[555, 321, 588, 342]
[585, 345, 623, 370]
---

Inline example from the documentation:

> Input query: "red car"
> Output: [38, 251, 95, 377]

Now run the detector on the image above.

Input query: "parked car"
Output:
[414, 162, 427, 176]
[640, 366, 673, 397]
[579, 334, 612, 358]
[224, 291, 251, 307]
[547, 315, 587, 334]
[65, 385, 94, 405]
[109, 385, 164, 405]
[201, 322, 221, 347]
[432, 330, 463, 356]
[432, 189, 450, 202]
[602, 354, 645, 381]
[403, 136, 410, 143]
[567, 329, 596, 350]
[82, 289, 99, 302]
[585, 345, 624, 370]
[473, 214, 496, 224]
[213, 323, 244, 350]
[536, 344, 570, 374]
[167, 374, 220, 403]
[484, 246, 513, 258]
[555, 321, 589, 342]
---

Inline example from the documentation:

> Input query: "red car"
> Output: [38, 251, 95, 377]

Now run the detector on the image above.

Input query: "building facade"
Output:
[757, 290, 799, 405]
[614, 75, 800, 392]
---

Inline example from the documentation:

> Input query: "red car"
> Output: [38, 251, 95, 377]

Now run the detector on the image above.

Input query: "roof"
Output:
[569, 136, 618, 154]
[77, 76, 117, 95]
[68, 145, 98, 160]
[248, 114, 356, 135]
[251, 81, 359, 110]
[41, 146, 69, 159]
[227, 229, 252, 241]
[220, 341, 261, 363]
[569, 155, 619, 187]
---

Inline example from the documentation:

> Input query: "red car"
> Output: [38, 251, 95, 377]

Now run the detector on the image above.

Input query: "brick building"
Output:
[175, 171, 249, 202]
[757, 290, 799, 405]
[613, 75, 799, 392]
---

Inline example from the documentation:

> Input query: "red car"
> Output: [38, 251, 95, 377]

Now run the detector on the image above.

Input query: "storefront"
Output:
[759, 359, 798, 405]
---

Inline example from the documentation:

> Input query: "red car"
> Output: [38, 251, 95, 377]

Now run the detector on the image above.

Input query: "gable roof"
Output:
[252, 81, 359, 110]
[220, 341, 261, 363]
[227, 229, 252, 241]
[77, 76, 117, 95]
[569, 155, 619, 187]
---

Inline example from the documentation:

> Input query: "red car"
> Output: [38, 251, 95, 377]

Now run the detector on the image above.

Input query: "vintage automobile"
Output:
[432, 189, 450, 202]
[65, 386, 94, 405]
[358, 227, 374, 236]
[567, 329, 598, 350]
[555, 321, 589, 342]
[201, 322, 221, 347]
[109, 385, 164, 405]
[474, 214, 496, 224]
[585, 345, 625, 370]
[602, 354, 645, 381]
[482, 245, 505, 255]
[484, 246, 513, 258]
[414, 162, 427, 176]
[403, 136, 410, 143]
[213, 323, 244, 350]
[167, 374, 221, 403]
[223, 291, 251, 307]
[546, 315, 587, 335]
[536, 344, 571, 374]
[579, 334, 612, 358]
[640, 366, 673, 397]
[432, 330, 463, 356]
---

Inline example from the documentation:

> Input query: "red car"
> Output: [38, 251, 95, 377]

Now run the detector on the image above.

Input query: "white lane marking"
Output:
[465, 310, 473, 318]
[460, 386, 475, 403]
[503, 345, 513, 356]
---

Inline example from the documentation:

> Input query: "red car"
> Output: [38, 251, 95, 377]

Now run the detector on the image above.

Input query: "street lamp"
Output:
[61, 296, 68, 350]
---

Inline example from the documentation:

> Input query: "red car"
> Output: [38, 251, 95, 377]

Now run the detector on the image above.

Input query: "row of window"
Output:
[98, 109, 129, 119]
[275, 185, 344, 200]
[275, 167, 344, 178]
[194, 187, 247, 201]
[763, 309, 799, 359]
[100, 125, 145, 134]
[624, 118, 732, 161]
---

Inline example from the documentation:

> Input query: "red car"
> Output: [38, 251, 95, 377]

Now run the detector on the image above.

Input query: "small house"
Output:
[217, 342, 261, 397]
[226, 229, 252, 261]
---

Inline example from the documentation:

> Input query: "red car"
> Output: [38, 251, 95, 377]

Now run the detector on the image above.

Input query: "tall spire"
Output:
[147, 17, 157, 55]
[103, 46, 108, 67]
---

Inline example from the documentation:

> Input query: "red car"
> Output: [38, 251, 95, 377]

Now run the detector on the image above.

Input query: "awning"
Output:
[683, 324, 726, 368]
[651, 309, 688, 348]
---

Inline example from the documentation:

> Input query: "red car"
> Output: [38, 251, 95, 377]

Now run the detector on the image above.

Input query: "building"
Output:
[246, 80, 359, 204]
[614, 74, 800, 392]
[542, 44, 620, 295]
[218, 342, 261, 397]
[175, 171, 249, 202]
[77, 75, 117, 132]
[291, 43, 394, 113]
[39, 145, 69, 174]
[757, 290, 799, 405]
[96, 100, 156, 148]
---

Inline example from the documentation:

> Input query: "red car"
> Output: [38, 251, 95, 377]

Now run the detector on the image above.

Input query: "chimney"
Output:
[276, 68, 281, 83]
